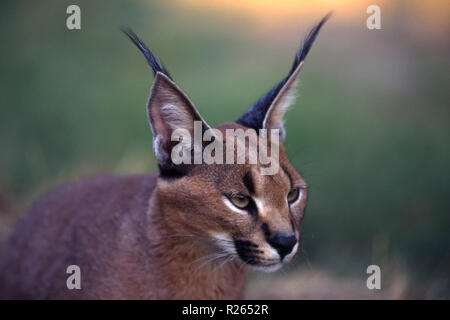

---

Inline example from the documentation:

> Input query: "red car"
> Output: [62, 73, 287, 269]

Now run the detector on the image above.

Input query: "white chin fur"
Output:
[249, 263, 283, 272]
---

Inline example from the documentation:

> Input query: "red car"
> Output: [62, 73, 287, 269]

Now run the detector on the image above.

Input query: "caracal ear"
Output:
[148, 72, 212, 165]
[237, 13, 331, 141]
[122, 28, 215, 175]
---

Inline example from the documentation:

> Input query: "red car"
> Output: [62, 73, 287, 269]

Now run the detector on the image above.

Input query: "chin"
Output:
[249, 262, 284, 272]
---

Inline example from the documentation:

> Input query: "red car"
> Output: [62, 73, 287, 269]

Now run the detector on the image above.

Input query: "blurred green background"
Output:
[0, 0, 449, 298]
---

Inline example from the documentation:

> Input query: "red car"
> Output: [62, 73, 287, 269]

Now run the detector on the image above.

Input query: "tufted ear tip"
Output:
[122, 27, 172, 80]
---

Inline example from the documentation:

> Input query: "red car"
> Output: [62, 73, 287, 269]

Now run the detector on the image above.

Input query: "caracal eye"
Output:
[229, 194, 250, 209]
[287, 188, 300, 203]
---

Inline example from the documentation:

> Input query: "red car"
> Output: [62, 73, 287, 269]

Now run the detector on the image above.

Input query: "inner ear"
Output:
[262, 62, 303, 139]
[147, 72, 211, 165]
[148, 72, 210, 136]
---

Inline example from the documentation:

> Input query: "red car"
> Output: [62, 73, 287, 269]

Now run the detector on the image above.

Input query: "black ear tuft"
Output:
[122, 27, 172, 80]
[289, 12, 332, 75]
[236, 13, 331, 131]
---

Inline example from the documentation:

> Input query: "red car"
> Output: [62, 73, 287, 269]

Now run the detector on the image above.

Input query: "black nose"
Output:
[268, 233, 297, 259]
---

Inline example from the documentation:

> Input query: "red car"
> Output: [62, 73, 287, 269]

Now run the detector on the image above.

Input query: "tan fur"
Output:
[0, 175, 247, 299]
[0, 53, 310, 300]
[0, 122, 307, 299]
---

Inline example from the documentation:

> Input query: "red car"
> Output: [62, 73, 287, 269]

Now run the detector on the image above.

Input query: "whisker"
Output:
[195, 252, 229, 272]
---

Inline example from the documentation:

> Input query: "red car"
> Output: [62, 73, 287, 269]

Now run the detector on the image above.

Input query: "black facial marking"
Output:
[235, 240, 258, 248]
[158, 164, 186, 180]
[243, 171, 255, 194]
[246, 199, 258, 217]
[234, 240, 260, 265]
[261, 223, 271, 241]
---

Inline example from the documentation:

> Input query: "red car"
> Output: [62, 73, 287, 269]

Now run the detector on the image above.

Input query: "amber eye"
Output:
[287, 188, 300, 203]
[229, 195, 250, 209]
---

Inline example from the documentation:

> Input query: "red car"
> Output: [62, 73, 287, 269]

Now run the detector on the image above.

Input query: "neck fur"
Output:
[146, 188, 248, 299]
